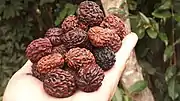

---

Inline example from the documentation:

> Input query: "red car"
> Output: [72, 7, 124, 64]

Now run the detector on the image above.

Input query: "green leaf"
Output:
[128, 80, 148, 94]
[40, 0, 55, 5]
[123, 95, 132, 101]
[0, 25, 11, 35]
[174, 14, 180, 22]
[163, 45, 173, 61]
[165, 65, 177, 82]
[128, 0, 137, 10]
[175, 83, 180, 94]
[158, 32, 168, 46]
[129, 15, 140, 32]
[54, 6, 68, 26]
[139, 60, 156, 75]
[146, 28, 158, 39]
[152, 9, 171, 18]
[112, 87, 123, 101]
[15, 42, 20, 50]
[149, 18, 159, 31]
[168, 77, 179, 100]
[54, 19, 60, 26]
[66, 3, 77, 15]
[2, 2, 22, 19]
[174, 0, 180, 14]
[136, 27, 145, 39]
[54, 3, 77, 26]
[139, 12, 150, 24]
[3, 6, 15, 19]
[159, 0, 172, 10]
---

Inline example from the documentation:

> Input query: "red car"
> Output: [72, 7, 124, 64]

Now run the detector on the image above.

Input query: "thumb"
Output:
[103, 32, 138, 99]
[15, 60, 33, 75]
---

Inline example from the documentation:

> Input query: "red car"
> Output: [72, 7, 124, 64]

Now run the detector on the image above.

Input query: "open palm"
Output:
[3, 32, 138, 101]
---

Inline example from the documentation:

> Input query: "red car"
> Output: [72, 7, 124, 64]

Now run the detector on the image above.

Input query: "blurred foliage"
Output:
[0, 0, 83, 99]
[127, 0, 180, 101]
[0, 0, 180, 101]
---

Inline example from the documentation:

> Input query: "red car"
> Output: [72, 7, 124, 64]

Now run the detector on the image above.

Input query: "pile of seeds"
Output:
[25, 1, 127, 98]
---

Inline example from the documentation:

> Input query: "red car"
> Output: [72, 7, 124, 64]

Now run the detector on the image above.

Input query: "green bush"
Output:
[128, 0, 180, 101]
[0, 0, 180, 101]
[0, 0, 78, 97]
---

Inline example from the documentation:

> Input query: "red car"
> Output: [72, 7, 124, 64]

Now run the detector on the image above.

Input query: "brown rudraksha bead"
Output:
[88, 26, 122, 52]
[77, 1, 104, 26]
[37, 53, 64, 74]
[100, 14, 127, 39]
[25, 38, 52, 63]
[76, 63, 105, 92]
[65, 47, 95, 70]
[43, 69, 76, 98]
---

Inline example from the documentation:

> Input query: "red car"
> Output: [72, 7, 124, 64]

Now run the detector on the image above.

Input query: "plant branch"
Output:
[171, 4, 176, 65]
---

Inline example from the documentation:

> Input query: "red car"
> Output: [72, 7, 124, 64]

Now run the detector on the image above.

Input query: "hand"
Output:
[3, 32, 138, 101]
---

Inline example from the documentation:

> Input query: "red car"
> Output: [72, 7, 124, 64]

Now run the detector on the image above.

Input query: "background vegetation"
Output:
[0, 0, 180, 101]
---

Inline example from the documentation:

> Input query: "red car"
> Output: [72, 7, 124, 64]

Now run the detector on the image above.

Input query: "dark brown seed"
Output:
[31, 63, 45, 81]
[93, 47, 116, 71]
[61, 15, 88, 32]
[77, 1, 104, 26]
[88, 26, 122, 52]
[76, 63, 105, 92]
[100, 14, 127, 39]
[65, 47, 96, 71]
[37, 53, 64, 74]
[61, 28, 88, 49]
[52, 44, 67, 56]
[45, 28, 64, 46]
[43, 69, 76, 98]
[25, 38, 52, 63]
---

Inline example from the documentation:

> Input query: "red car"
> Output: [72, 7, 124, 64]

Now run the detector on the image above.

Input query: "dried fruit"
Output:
[31, 63, 44, 81]
[77, 1, 104, 26]
[64, 66, 77, 78]
[37, 53, 64, 74]
[52, 44, 67, 56]
[61, 15, 88, 32]
[43, 69, 76, 98]
[93, 47, 116, 71]
[65, 47, 95, 70]
[88, 26, 122, 52]
[100, 14, 127, 39]
[26, 38, 52, 63]
[83, 40, 94, 52]
[78, 21, 88, 31]
[45, 28, 64, 46]
[61, 15, 78, 32]
[25, 1, 127, 97]
[61, 28, 88, 49]
[76, 63, 104, 92]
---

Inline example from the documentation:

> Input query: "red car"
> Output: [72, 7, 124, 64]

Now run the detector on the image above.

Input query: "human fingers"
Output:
[13, 60, 33, 76]
[3, 73, 74, 101]
[102, 32, 138, 99]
